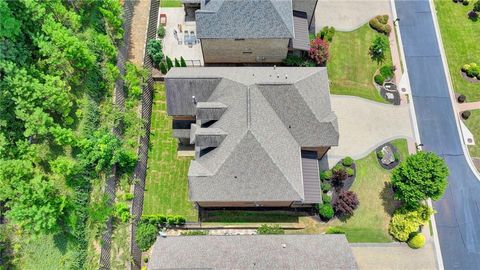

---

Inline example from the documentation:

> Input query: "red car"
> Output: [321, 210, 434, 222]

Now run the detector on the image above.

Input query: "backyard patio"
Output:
[159, 7, 203, 66]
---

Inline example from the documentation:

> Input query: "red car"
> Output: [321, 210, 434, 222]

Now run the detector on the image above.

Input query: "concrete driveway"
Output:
[328, 95, 414, 166]
[315, 0, 391, 31]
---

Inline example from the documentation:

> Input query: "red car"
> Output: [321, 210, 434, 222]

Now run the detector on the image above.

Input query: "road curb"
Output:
[390, 1, 444, 269]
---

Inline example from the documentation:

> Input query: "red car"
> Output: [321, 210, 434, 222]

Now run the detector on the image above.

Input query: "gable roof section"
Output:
[148, 234, 358, 270]
[196, 0, 294, 39]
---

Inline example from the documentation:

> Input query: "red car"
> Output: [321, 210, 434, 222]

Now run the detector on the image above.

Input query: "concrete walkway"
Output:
[327, 95, 414, 166]
[458, 101, 480, 112]
[351, 241, 437, 270]
[314, 0, 391, 31]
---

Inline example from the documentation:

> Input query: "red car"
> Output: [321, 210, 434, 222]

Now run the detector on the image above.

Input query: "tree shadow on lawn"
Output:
[380, 181, 402, 216]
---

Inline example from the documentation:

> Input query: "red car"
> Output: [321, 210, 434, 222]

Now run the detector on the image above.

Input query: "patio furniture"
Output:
[160, 14, 167, 26]
[190, 31, 197, 44]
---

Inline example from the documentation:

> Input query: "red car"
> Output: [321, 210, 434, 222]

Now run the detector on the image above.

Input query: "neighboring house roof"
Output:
[148, 234, 358, 270]
[165, 67, 339, 203]
[196, 0, 294, 39]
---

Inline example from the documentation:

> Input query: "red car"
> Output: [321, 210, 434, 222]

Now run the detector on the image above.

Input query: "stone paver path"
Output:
[129, 0, 151, 66]
[315, 0, 391, 31]
[328, 95, 414, 166]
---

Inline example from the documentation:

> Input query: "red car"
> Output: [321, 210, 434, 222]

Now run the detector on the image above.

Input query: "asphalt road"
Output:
[395, 0, 480, 269]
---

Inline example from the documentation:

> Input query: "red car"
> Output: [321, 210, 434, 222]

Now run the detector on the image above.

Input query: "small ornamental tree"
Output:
[369, 35, 389, 64]
[391, 151, 448, 209]
[146, 39, 164, 67]
[174, 58, 180, 67]
[166, 56, 173, 71]
[180, 56, 187, 67]
[308, 38, 330, 66]
[318, 204, 334, 220]
[388, 205, 433, 241]
[333, 190, 359, 216]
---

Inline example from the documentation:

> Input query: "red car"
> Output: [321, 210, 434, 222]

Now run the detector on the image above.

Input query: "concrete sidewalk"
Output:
[327, 95, 414, 166]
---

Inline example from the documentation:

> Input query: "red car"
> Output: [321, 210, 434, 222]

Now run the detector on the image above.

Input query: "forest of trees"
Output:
[0, 0, 140, 268]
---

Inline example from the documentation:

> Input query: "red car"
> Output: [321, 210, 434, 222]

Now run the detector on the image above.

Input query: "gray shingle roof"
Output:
[196, 0, 294, 39]
[148, 234, 358, 270]
[165, 67, 339, 203]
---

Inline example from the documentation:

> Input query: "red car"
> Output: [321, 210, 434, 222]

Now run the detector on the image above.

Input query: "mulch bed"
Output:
[461, 71, 480, 84]
[375, 142, 400, 170]
[327, 162, 357, 204]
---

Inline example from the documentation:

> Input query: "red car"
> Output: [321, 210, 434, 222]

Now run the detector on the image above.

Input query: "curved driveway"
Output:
[395, 0, 480, 268]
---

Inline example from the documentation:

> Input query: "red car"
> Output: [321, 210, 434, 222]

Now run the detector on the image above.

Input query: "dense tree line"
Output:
[0, 0, 135, 267]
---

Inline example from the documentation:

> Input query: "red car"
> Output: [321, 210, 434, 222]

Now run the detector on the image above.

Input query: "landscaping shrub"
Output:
[342, 156, 354, 167]
[160, 61, 168, 74]
[123, 192, 134, 201]
[142, 214, 167, 226]
[322, 193, 332, 204]
[283, 55, 305, 66]
[462, 110, 472, 119]
[319, 26, 336, 42]
[468, 10, 479, 20]
[408, 233, 426, 249]
[369, 15, 391, 35]
[146, 39, 164, 67]
[391, 151, 449, 208]
[318, 204, 335, 220]
[374, 74, 385, 85]
[157, 24, 166, 38]
[320, 170, 333, 180]
[346, 167, 355, 177]
[377, 149, 385, 159]
[388, 205, 434, 241]
[333, 190, 359, 216]
[370, 35, 389, 64]
[300, 59, 316, 67]
[325, 227, 346, 234]
[174, 215, 186, 225]
[462, 63, 480, 78]
[167, 215, 176, 226]
[180, 56, 187, 67]
[136, 222, 158, 251]
[333, 168, 348, 181]
[166, 56, 173, 71]
[332, 164, 345, 173]
[321, 182, 332, 192]
[464, 0, 470, 5]
[380, 65, 395, 80]
[181, 230, 208, 236]
[174, 58, 180, 67]
[309, 38, 330, 66]
[257, 224, 285, 235]
[458, 94, 466, 103]
[474, 0, 480, 11]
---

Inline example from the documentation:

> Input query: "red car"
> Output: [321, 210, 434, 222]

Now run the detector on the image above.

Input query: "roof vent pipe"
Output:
[192, 95, 197, 104]
[285, 74, 288, 79]
[273, 65, 276, 70]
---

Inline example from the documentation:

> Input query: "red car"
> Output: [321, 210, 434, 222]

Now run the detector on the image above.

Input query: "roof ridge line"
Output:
[270, 0, 295, 37]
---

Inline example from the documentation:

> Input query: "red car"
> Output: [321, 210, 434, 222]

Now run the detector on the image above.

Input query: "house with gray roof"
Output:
[182, 0, 317, 63]
[148, 234, 358, 269]
[165, 67, 338, 208]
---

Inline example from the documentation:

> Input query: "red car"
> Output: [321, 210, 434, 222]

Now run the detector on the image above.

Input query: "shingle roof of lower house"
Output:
[196, 0, 294, 39]
[148, 234, 358, 270]
[165, 67, 338, 203]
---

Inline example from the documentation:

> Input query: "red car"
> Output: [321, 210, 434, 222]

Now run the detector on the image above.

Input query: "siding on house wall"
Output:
[201, 38, 289, 63]
[197, 201, 293, 208]
[293, 0, 318, 27]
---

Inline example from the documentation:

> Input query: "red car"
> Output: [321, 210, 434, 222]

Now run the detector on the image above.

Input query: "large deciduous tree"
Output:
[391, 151, 448, 208]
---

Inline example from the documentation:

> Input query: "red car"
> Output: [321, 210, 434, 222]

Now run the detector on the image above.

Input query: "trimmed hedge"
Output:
[136, 222, 158, 252]
[408, 233, 426, 249]
[319, 204, 335, 220]
[462, 63, 480, 79]
[320, 170, 333, 180]
[322, 193, 332, 204]
[321, 182, 332, 192]
[346, 167, 354, 177]
[380, 65, 394, 80]
[369, 15, 392, 35]
[257, 224, 285, 235]
[141, 214, 185, 226]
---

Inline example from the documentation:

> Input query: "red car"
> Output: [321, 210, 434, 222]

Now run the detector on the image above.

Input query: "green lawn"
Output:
[328, 24, 393, 103]
[435, 0, 480, 101]
[143, 83, 198, 221]
[202, 211, 300, 224]
[326, 139, 408, 242]
[160, 0, 182, 8]
[463, 110, 480, 158]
